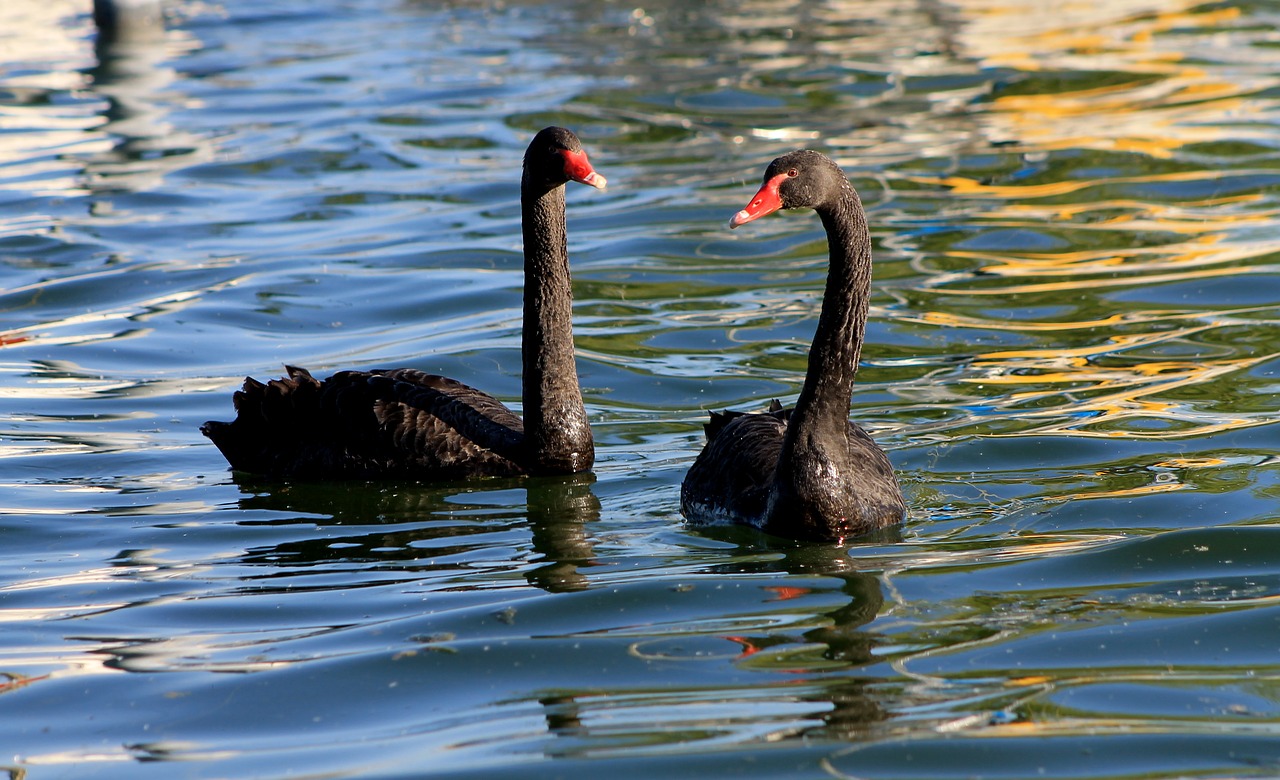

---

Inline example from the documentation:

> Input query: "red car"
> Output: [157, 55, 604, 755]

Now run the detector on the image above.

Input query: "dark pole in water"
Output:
[93, 0, 166, 45]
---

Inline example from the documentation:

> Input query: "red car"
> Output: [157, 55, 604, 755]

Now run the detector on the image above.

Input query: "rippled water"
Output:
[3, 0, 1280, 777]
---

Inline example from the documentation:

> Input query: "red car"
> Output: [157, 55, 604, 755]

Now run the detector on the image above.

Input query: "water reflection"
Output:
[93, 0, 165, 46]
[87, 0, 208, 198]
[2, 0, 1279, 776]
[524, 474, 601, 592]
[232, 472, 600, 593]
[523, 540, 895, 754]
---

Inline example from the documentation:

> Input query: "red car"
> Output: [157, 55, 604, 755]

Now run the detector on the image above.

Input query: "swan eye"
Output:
[786, 168, 799, 177]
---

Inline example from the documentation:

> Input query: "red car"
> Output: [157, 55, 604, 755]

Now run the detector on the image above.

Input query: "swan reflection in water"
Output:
[91, 473, 602, 679]
[229, 472, 602, 594]
[534, 536, 899, 751]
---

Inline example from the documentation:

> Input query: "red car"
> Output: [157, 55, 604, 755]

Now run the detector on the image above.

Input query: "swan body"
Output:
[202, 127, 605, 480]
[681, 150, 905, 542]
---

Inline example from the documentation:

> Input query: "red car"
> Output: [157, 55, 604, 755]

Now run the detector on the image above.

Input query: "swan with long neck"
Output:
[202, 127, 604, 480]
[681, 150, 905, 542]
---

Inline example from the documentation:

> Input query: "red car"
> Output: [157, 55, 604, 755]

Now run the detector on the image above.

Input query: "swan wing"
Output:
[201, 366, 525, 479]
[680, 405, 787, 526]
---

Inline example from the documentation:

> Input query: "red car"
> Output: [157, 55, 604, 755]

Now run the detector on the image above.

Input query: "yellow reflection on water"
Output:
[912, 305, 1279, 333]
[926, 171, 1276, 201]
[957, 350, 1277, 438]
[869, 0, 1280, 444]
[927, 263, 1277, 297]
[947, 0, 1278, 155]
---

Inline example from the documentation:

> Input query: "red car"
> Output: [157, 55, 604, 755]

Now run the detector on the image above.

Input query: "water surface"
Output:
[2, 0, 1279, 777]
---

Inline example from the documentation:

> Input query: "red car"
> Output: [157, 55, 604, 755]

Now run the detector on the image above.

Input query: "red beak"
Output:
[729, 174, 785, 228]
[560, 148, 607, 189]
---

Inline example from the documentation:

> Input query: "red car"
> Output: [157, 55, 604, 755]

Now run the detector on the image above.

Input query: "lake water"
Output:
[3, 0, 1280, 777]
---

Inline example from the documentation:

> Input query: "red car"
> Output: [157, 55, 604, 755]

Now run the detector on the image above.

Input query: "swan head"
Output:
[527, 126, 607, 190]
[730, 150, 846, 228]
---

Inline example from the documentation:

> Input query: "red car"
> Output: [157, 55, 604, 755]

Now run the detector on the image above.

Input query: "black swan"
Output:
[680, 150, 905, 542]
[202, 126, 605, 480]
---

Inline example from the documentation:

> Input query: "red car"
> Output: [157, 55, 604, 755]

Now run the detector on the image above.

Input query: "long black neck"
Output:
[773, 184, 872, 489]
[520, 176, 594, 473]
